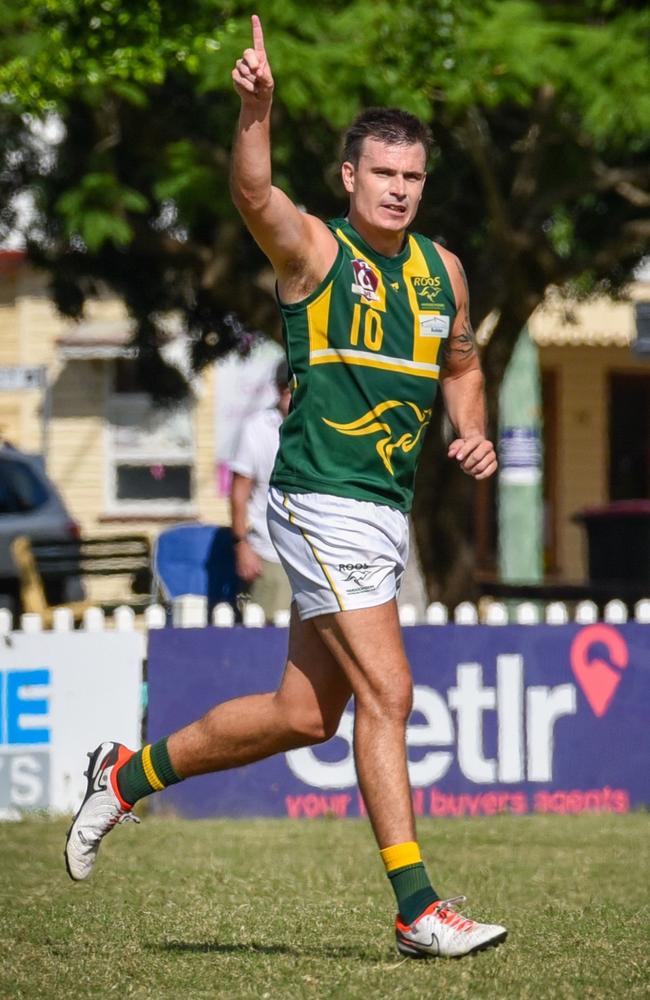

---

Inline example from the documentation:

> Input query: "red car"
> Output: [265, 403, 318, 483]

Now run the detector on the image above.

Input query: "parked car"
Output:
[0, 443, 82, 612]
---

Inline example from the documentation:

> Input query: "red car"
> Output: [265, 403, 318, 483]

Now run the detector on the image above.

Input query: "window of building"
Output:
[106, 362, 194, 515]
[609, 373, 650, 500]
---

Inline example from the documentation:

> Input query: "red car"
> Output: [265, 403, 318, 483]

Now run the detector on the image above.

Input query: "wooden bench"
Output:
[11, 533, 152, 623]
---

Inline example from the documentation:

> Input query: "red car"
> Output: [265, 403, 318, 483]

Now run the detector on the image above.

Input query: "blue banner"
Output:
[147, 624, 650, 818]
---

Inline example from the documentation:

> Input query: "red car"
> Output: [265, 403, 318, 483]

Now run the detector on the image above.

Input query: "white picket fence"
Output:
[0, 596, 648, 633]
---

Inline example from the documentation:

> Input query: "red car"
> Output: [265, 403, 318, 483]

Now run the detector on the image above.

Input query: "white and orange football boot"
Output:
[65, 741, 139, 881]
[395, 896, 507, 958]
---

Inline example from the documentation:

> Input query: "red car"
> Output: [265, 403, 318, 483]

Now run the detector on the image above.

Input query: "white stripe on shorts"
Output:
[266, 487, 409, 620]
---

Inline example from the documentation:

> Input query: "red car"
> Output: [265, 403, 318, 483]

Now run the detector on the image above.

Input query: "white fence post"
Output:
[172, 595, 208, 628]
[545, 602, 569, 625]
[454, 602, 478, 625]
[484, 602, 508, 626]
[425, 602, 448, 625]
[398, 603, 417, 626]
[604, 599, 628, 624]
[52, 607, 74, 632]
[574, 600, 598, 624]
[20, 613, 43, 633]
[634, 599, 650, 624]
[213, 602, 235, 627]
[242, 602, 265, 628]
[144, 604, 166, 629]
[114, 605, 136, 631]
[515, 602, 540, 625]
[83, 606, 106, 631]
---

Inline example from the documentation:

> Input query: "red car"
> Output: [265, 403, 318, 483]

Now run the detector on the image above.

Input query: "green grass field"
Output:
[1, 813, 648, 999]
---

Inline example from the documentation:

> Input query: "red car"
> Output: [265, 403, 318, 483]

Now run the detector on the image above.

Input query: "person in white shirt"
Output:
[230, 359, 292, 621]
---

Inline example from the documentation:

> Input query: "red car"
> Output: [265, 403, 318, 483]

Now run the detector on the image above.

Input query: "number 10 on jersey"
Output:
[349, 304, 384, 352]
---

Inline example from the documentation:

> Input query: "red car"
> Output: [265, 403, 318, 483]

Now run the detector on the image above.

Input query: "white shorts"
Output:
[267, 487, 409, 620]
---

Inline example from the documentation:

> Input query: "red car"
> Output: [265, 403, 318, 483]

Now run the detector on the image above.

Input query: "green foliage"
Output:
[0, 0, 648, 593]
[445, 2, 650, 141]
[153, 140, 228, 222]
[545, 208, 574, 260]
[56, 172, 148, 250]
[1, 0, 646, 293]
[0, 0, 234, 111]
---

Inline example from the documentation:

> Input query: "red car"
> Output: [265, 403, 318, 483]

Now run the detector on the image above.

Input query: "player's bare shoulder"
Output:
[429, 241, 463, 301]
[429, 241, 479, 374]
[276, 211, 339, 304]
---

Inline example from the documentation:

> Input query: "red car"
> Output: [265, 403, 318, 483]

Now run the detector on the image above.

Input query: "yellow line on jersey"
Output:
[310, 349, 439, 379]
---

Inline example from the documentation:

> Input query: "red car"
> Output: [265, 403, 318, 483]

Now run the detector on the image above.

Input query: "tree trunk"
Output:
[412, 400, 479, 608]
[412, 300, 542, 605]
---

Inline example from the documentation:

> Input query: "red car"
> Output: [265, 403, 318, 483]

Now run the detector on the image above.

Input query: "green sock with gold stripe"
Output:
[116, 737, 181, 805]
[380, 841, 439, 924]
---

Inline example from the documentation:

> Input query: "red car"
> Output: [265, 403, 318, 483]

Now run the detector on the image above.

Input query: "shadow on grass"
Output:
[148, 940, 382, 962]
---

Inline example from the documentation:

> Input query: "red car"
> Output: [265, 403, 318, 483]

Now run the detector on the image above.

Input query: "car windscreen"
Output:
[0, 458, 50, 514]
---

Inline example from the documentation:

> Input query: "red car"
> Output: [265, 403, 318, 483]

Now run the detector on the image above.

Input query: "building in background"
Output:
[1, 250, 648, 589]
[0, 253, 228, 540]
[534, 283, 650, 580]
[476, 280, 650, 583]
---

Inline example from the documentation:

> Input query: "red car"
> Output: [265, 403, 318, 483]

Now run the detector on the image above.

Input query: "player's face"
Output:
[342, 138, 427, 235]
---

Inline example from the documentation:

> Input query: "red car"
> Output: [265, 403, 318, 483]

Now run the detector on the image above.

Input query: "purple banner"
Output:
[147, 624, 650, 818]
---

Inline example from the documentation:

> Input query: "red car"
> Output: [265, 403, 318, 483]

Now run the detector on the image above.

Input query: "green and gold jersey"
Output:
[270, 217, 457, 512]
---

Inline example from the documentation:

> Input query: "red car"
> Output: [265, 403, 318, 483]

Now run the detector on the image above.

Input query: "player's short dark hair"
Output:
[342, 108, 433, 167]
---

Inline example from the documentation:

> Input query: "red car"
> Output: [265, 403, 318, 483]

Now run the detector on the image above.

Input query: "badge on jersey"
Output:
[351, 259, 380, 302]
[411, 275, 442, 309]
[418, 314, 450, 338]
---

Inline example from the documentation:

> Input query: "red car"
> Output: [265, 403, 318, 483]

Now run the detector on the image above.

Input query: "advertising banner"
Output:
[0, 631, 143, 816]
[147, 624, 650, 818]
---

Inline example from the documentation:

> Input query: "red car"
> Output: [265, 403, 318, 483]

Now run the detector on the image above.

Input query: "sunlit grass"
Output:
[0, 813, 648, 999]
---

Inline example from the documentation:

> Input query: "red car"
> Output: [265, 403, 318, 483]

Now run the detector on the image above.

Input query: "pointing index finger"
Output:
[251, 14, 265, 53]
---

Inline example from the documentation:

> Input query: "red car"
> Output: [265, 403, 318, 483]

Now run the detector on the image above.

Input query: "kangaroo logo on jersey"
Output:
[411, 275, 443, 309]
[351, 259, 380, 302]
[323, 400, 432, 475]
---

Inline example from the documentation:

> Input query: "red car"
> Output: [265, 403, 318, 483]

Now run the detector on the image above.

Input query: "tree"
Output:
[1, 0, 649, 601]
[375, 0, 650, 600]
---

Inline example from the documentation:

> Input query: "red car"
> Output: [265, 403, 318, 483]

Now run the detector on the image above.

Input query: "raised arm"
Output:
[436, 244, 497, 480]
[230, 15, 336, 298]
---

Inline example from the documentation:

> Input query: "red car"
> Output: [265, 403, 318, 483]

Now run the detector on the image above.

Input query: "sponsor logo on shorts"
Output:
[338, 562, 378, 594]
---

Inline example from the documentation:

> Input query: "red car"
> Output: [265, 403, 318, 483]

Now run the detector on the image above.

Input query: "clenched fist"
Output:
[448, 434, 498, 480]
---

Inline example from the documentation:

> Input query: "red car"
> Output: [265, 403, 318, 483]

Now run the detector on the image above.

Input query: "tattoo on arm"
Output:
[440, 258, 477, 367]
[441, 315, 477, 366]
